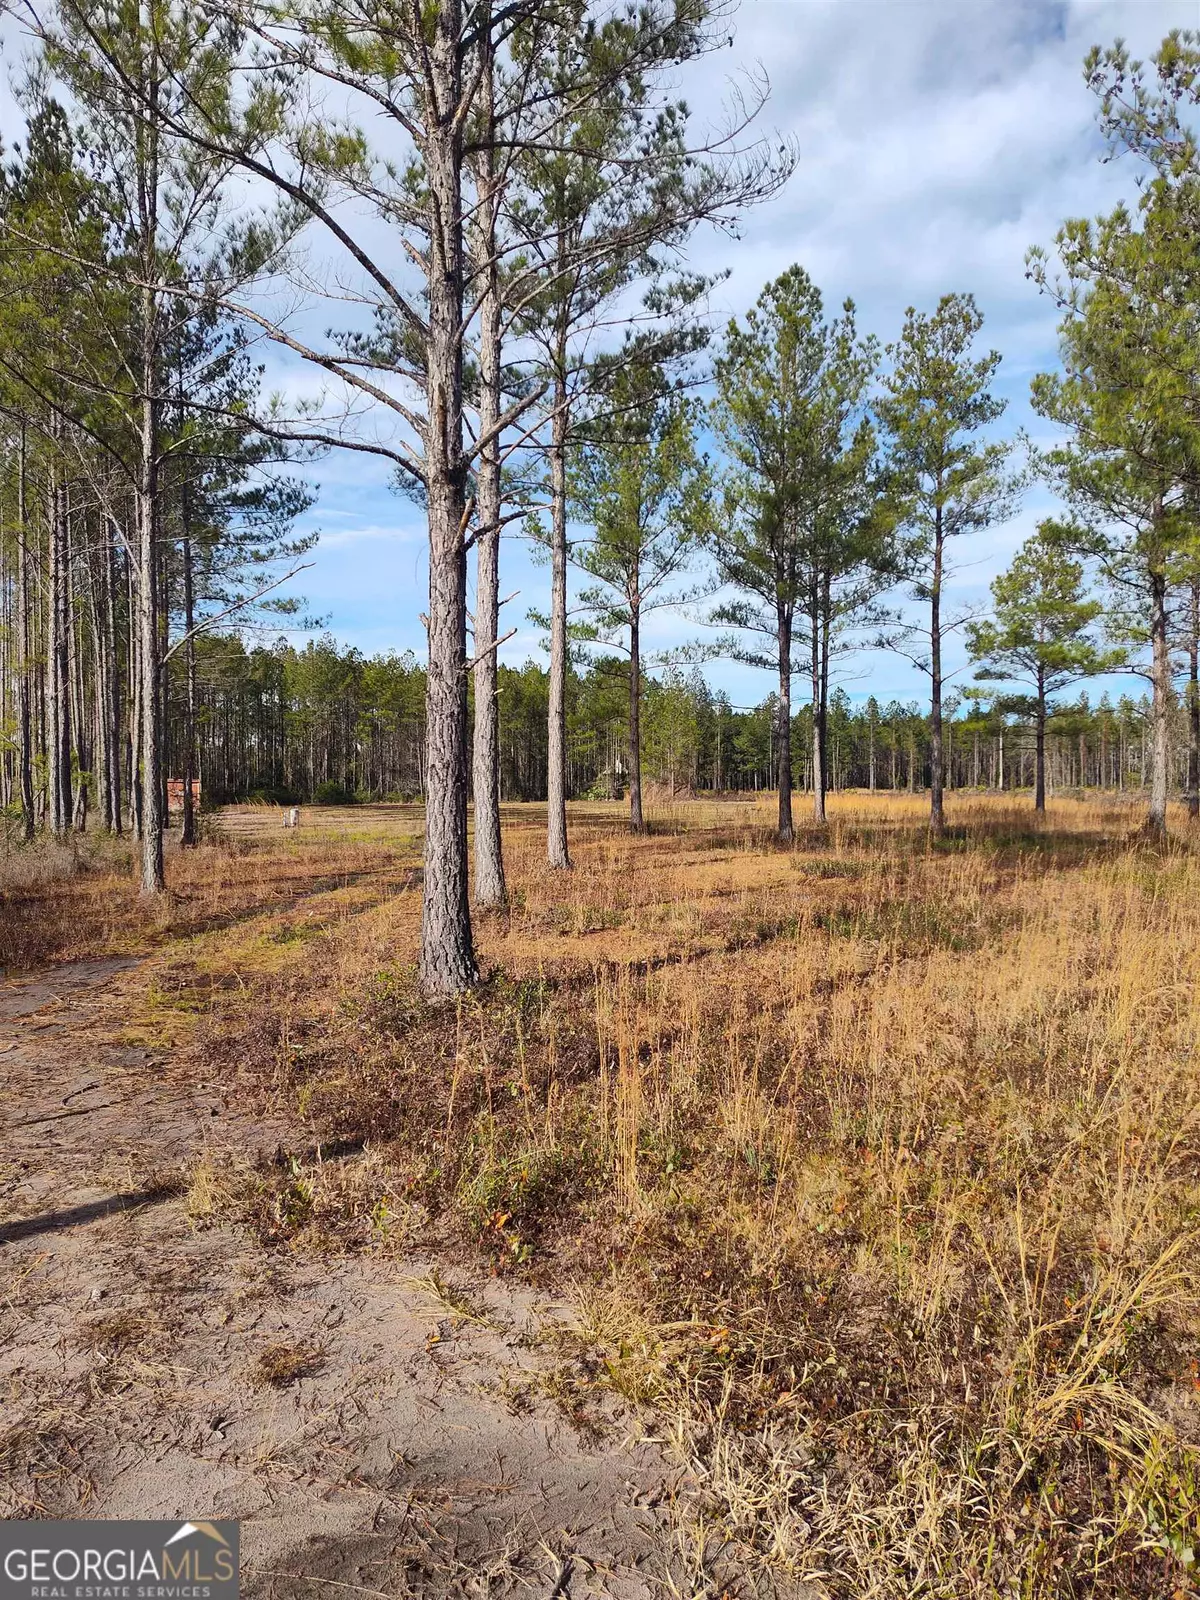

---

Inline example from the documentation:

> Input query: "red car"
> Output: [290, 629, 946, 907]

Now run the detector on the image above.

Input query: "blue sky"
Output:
[271, 0, 1196, 710]
[6, 0, 1196, 709]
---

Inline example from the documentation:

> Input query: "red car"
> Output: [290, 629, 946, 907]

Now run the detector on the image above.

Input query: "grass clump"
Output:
[253, 1341, 326, 1387]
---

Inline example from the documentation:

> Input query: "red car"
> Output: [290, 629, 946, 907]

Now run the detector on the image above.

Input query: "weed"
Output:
[253, 1342, 326, 1387]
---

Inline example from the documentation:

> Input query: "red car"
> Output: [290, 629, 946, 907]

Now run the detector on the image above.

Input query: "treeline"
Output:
[176, 633, 1171, 805]
[0, 87, 310, 881]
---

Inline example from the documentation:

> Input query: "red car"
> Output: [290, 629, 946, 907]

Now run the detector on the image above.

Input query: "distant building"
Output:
[166, 779, 202, 813]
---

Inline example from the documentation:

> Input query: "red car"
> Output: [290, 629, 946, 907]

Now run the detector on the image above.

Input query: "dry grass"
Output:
[0, 805, 420, 973]
[9, 792, 1200, 1594]
[253, 1340, 327, 1388]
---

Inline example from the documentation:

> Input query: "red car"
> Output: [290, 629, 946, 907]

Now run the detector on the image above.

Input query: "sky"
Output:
[6, 0, 1199, 710]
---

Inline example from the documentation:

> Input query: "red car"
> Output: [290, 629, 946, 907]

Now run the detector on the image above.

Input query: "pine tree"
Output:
[966, 525, 1117, 812]
[876, 293, 1018, 836]
[709, 266, 892, 838]
[1029, 189, 1200, 837]
[570, 367, 711, 831]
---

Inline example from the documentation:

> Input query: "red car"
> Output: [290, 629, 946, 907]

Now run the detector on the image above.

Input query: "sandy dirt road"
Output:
[0, 950, 694, 1599]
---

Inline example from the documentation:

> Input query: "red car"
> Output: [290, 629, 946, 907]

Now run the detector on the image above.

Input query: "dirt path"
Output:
[0, 953, 692, 1598]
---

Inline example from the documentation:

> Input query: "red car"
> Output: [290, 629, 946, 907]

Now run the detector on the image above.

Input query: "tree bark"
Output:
[418, 0, 478, 993]
[471, 474, 506, 901]
[1034, 665, 1046, 815]
[469, 55, 507, 907]
[1188, 575, 1199, 822]
[1146, 562, 1170, 840]
[546, 373, 571, 869]
[46, 461, 73, 837]
[126, 543, 141, 837]
[0, 521, 7, 811]
[809, 619, 824, 825]
[929, 506, 945, 834]
[181, 522, 198, 848]
[817, 578, 831, 820]
[90, 533, 117, 837]
[16, 422, 34, 842]
[67, 504, 89, 833]
[629, 594, 644, 833]
[134, 54, 163, 890]
[777, 608, 794, 842]
[138, 348, 165, 894]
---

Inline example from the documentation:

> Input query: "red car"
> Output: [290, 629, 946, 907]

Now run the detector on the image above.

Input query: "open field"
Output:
[1, 794, 1199, 1597]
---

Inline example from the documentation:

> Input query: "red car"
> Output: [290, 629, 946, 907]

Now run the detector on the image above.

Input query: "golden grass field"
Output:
[3, 792, 1199, 1597]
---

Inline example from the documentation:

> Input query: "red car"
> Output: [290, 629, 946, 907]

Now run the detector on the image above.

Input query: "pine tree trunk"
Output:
[929, 508, 945, 834]
[67, 507, 89, 834]
[181, 524, 198, 848]
[818, 585, 832, 820]
[158, 525, 170, 830]
[138, 362, 165, 895]
[46, 476, 60, 834]
[809, 623, 824, 825]
[546, 374, 571, 869]
[422, 471, 476, 991]
[1, 525, 8, 810]
[47, 463, 73, 836]
[92, 613, 111, 837]
[1035, 667, 1046, 815]
[1187, 576, 1199, 821]
[777, 609, 794, 842]
[1146, 563, 1170, 840]
[470, 454, 506, 899]
[629, 598, 644, 833]
[16, 422, 34, 842]
[127, 544, 141, 837]
[135, 51, 165, 889]
[418, 0, 478, 993]
[85, 521, 110, 835]
[469, 71, 507, 907]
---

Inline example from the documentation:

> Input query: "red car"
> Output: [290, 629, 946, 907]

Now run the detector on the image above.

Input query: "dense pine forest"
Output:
[4, 605, 1174, 817]
[57, 633, 1184, 807]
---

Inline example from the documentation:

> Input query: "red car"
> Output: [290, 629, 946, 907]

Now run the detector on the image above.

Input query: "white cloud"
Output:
[316, 520, 425, 550]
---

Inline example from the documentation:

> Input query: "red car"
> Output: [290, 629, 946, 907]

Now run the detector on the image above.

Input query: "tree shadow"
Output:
[0, 1182, 179, 1247]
